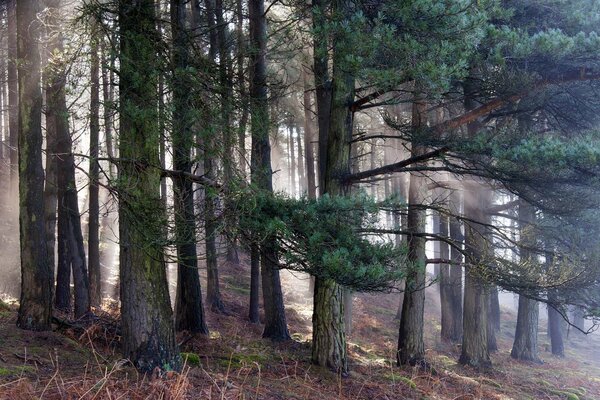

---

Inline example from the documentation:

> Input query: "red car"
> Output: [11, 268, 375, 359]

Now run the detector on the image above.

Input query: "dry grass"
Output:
[1, 258, 600, 399]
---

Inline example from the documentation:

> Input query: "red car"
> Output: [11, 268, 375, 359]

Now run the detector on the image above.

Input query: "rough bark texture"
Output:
[547, 291, 564, 357]
[311, 0, 355, 374]
[249, 0, 289, 340]
[204, 0, 226, 314]
[459, 186, 491, 368]
[172, 0, 209, 334]
[397, 94, 427, 366]
[89, 22, 102, 308]
[249, 245, 260, 323]
[312, 278, 347, 373]
[511, 199, 540, 362]
[118, 0, 180, 372]
[16, 0, 53, 331]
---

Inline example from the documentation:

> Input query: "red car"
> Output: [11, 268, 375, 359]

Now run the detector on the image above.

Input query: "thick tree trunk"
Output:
[312, 278, 347, 373]
[249, 245, 260, 323]
[171, 0, 209, 334]
[459, 186, 491, 368]
[511, 295, 540, 362]
[118, 0, 180, 372]
[397, 94, 427, 366]
[487, 288, 498, 352]
[89, 22, 102, 308]
[203, 0, 226, 313]
[547, 291, 564, 357]
[511, 199, 540, 362]
[7, 0, 18, 192]
[16, 0, 53, 331]
[313, 0, 331, 195]
[438, 211, 453, 342]
[249, 0, 290, 340]
[310, 0, 355, 372]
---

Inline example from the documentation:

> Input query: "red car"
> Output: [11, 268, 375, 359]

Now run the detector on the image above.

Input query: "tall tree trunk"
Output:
[236, 0, 249, 175]
[487, 287, 499, 352]
[204, 0, 226, 313]
[214, 0, 240, 264]
[459, 185, 491, 367]
[510, 200, 540, 362]
[311, 0, 355, 373]
[16, 0, 53, 331]
[448, 189, 463, 341]
[289, 124, 296, 196]
[42, 7, 58, 303]
[118, 0, 180, 372]
[249, 0, 290, 340]
[397, 93, 427, 367]
[438, 209, 453, 342]
[458, 74, 491, 368]
[297, 126, 306, 194]
[547, 290, 564, 357]
[171, 0, 209, 334]
[313, 0, 331, 196]
[88, 21, 102, 308]
[101, 38, 115, 179]
[302, 69, 317, 200]
[7, 0, 18, 193]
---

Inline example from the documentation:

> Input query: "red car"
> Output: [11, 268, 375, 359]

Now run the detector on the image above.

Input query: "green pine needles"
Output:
[236, 190, 407, 292]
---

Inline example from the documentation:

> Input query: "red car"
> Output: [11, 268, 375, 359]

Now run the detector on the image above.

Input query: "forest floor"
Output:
[1, 252, 600, 399]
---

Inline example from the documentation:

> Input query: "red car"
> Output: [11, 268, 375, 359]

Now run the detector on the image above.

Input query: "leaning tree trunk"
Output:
[16, 0, 53, 331]
[511, 199, 540, 362]
[249, 0, 290, 340]
[172, 0, 209, 334]
[397, 92, 427, 366]
[118, 0, 180, 372]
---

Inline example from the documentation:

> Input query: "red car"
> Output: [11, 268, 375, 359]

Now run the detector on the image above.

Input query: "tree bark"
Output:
[118, 0, 180, 372]
[438, 210, 454, 342]
[302, 69, 317, 200]
[547, 290, 564, 357]
[448, 190, 464, 341]
[171, 0, 209, 334]
[249, 245, 260, 323]
[204, 0, 226, 313]
[397, 93, 427, 367]
[459, 186, 491, 368]
[89, 20, 102, 308]
[311, 0, 355, 373]
[312, 278, 347, 373]
[511, 199, 540, 362]
[249, 0, 290, 340]
[16, 0, 53, 331]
